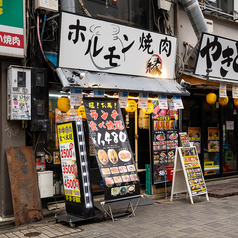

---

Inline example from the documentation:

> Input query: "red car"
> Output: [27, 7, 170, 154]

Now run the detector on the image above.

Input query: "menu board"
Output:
[152, 99, 179, 184]
[208, 127, 219, 152]
[181, 147, 206, 196]
[179, 132, 190, 147]
[57, 122, 81, 203]
[188, 127, 201, 154]
[83, 98, 140, 201]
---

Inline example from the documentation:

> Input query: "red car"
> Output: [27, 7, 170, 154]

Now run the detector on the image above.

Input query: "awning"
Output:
[56, 68, 190, 96]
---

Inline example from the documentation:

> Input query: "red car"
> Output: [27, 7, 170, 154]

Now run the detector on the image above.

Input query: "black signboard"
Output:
[152, 100, 179, 184]
[84, 98, 140, 201]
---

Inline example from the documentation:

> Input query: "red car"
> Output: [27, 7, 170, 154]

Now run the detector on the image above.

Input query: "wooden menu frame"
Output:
[171, 147, 209, 204]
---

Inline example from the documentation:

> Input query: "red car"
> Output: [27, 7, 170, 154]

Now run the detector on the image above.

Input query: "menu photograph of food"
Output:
[188, 127, 201, 154]
[179, 132, 190, 147]
[181, 147, 207, 196]
[188, 127, 201, 141]
[84, 98, 140, 201]
[208, 127, 219, 140]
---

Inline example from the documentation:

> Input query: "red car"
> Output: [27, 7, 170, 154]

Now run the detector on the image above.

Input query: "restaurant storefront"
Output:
[180, 32, 238, 179]
[44, 9, 189, 197]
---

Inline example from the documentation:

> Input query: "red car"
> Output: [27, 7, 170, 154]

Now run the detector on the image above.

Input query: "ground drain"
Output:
[24, 232, 41, 237]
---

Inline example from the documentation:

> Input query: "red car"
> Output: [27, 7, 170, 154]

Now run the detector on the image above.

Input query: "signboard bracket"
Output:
[100, 194, 142, 222]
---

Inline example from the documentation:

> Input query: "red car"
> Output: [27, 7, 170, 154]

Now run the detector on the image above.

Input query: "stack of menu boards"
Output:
[152, 100, 179, 184]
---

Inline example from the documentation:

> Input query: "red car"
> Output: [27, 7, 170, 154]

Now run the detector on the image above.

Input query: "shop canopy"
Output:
[56, 68, 190, 96]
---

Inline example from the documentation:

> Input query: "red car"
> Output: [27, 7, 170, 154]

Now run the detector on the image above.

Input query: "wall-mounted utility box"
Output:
[38, 171, 53, 198]
[7, 65, 31, 120]
[205, 19, 214, 34]
[35, 0, 58, 12]
[31, 68, 49, 131]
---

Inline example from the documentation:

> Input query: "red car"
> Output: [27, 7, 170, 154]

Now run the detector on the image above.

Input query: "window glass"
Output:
[79, 0, 149, 30]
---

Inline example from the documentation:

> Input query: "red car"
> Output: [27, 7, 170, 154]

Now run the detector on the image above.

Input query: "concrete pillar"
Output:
[0, 60, 26, 220]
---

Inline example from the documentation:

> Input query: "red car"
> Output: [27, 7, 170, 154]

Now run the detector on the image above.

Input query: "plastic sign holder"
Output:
[170, 147, 209, 204]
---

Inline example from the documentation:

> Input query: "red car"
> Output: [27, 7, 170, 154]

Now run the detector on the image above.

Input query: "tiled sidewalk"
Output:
[1, 177, 238, 238]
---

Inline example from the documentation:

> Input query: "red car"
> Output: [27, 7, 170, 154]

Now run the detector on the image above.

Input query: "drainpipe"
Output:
[180, 0, 208, 39]
[60, 0, 76, 12]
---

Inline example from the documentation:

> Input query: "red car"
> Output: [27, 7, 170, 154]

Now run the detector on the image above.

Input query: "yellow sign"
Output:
[57, 122, 74, 144]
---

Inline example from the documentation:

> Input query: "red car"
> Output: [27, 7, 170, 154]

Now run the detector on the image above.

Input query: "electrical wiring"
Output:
[78, 0, 92, 17]
[152, 0, 160, 32]
[44, 148, 53, 163]
[175, 54, 184, 79]
[37, 13, 48, 62]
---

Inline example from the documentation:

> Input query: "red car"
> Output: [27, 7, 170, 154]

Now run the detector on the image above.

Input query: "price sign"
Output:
[57, 122, 81, 203]
[84, 98, 140, 201]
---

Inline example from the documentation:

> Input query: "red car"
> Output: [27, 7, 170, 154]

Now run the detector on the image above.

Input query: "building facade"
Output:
[1, 0, 238, 220]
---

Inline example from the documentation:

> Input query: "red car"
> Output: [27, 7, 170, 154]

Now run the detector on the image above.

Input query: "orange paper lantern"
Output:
[206, 93, 217, 105]
[219, 96, 229, 106]
[57, 97, 70, 113]
[78, 105, 87, 119]
[234, 98, 238, 107]
[142, 102, 154, 114]
[125, 100, 137, 113]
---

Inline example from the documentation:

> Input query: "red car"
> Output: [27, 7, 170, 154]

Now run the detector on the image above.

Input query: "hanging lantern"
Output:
[78, 105, 87, 119]
[125, 100, 137, 113]
[57, 97, 70, 113]
[142, 102, 154, 114]
[219, 96, 229, 106]
[234, 98, 238, 107]
[206, 93, 217, 105]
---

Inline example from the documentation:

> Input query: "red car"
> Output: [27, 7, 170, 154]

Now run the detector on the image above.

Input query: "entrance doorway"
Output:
[182, 95, 238, 178]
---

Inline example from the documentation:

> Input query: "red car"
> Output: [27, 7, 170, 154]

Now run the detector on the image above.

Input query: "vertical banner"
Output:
[138, 93, 148, 108]
[70, 89, 82, 106]
[232, 85, 238, 98]
[84, 98, 140, 201]
[158, 95, 168, 109]
[57, 122, 81, 203]
[219, 84, 227, 98]
[119, 91, 129, 108]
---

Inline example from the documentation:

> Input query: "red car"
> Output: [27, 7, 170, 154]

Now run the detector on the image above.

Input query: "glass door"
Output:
[202, 101, 220, 176]
[222, 101, 237, 174]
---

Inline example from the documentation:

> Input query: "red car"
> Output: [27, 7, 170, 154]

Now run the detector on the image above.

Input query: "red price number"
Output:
[60, 148, 73, 158]
[64, 178, 79, 189]
[62, 164, 76, 174]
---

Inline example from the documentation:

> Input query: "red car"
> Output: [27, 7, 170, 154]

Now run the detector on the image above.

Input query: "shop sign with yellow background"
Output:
[57, 122, 81, 203]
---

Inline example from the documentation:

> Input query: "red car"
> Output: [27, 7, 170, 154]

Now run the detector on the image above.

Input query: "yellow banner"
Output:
[57, 122, 74, 144]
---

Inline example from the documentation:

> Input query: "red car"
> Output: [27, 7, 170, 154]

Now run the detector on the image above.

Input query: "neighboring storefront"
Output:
[181, 32, 238, 179]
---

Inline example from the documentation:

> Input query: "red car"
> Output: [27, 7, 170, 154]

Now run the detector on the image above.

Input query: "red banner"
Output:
[0, 31, 24, 48]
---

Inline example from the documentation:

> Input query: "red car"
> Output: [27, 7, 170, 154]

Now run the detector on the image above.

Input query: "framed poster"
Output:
[188, 127, 201, 154]
[208, 127, 219, 152]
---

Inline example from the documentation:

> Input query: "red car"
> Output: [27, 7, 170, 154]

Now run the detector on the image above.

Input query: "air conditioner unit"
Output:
[35, 0, 58, 12]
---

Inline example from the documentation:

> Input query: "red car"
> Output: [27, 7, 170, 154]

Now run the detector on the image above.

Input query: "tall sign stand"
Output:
[171, 146, 209, 204]
[55, 120, 96, 227]
[83, 98, 141, 221]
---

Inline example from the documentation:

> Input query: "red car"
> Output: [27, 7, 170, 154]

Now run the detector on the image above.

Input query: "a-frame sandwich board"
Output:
[171, 146, 209, 204]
